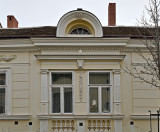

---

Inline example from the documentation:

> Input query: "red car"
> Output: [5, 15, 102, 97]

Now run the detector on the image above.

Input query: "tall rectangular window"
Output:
[89, 72, 111, 113]
[0, 73, 6, 114]
[51, 72, 73, 113]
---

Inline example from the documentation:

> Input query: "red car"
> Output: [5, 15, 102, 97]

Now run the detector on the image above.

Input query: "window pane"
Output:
[89, 87, 98, 113]
[102, 87, 110, 113]
[0, 74, 5, 85]
[0, 89, 5, 114]
[71, 29, 78, 34]
[78, 28, 83, 34]
[52, 88, 60, 113]
[89, 72, 110, 84]
[70, 28, 91, 35]
[52, 73, 72, 84]
[64, 88, 72, 113]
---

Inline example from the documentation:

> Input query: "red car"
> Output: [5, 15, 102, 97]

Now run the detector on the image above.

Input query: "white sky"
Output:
[0, 0, 149, 28]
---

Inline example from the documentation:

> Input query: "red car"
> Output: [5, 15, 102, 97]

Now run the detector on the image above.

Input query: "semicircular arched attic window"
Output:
[70, 28, 91, 35]
[56, 10, 103, 37]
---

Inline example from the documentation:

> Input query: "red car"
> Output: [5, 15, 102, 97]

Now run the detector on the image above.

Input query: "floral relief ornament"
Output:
[0, 55, 17, 62]
[76, 13, 84, 19]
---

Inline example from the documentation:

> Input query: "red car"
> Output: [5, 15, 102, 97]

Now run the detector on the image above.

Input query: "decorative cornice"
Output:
[35, 54, 126, 61]
[0, 48, 39, 52]
[32, 37, 129, 47]
[35, 43, 127, 47]
[0, 39, 34, 48]
[0, 115, 32, 120]
[38, 47, 124, 51]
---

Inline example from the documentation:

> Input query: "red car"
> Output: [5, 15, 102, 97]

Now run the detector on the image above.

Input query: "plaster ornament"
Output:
[77, 60, 84, 69]
[0, 55, 17, 62]
[76, 13, 83, 19]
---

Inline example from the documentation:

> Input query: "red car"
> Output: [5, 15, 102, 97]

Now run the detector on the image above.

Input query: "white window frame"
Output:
[49, 71, 75, 114]
[66, 34, 94, 37]
[87, 71, 113, 114]
[0, 68, 12, 115]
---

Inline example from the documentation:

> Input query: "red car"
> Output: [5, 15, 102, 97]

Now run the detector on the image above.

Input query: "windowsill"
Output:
[37, 114, 125, 120]
[65, 34, 94, 37]
[88, 84, 112, 86]
[88, 112, 112, 115]
[50, 113, 74, 115]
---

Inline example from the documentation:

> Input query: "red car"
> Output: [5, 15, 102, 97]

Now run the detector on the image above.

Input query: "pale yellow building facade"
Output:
[0, 6, 159, 132]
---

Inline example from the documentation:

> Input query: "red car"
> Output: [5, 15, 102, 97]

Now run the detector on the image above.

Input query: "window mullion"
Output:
[61, 86, 64, 113]
[99, 86, 102, 113]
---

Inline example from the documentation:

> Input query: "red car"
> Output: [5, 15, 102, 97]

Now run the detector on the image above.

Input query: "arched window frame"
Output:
[56, 10, 103, 37]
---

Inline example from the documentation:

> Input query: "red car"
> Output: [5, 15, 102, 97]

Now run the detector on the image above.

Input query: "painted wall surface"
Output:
[0, 40, 159, 132]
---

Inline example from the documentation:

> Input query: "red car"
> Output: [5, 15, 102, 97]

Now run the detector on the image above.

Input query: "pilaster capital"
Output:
[40, 69, 49, 74]
[112, 69, 121, 74]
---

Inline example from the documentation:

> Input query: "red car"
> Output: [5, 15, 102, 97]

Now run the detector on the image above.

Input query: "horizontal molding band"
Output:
[34, 43, 127, 47]
[37, 114, 125, 120]
[131, 115, 158, 120]
[31, 37, 130, 44]
[0, 115, 32, 120]
[35, 54, 126, 61]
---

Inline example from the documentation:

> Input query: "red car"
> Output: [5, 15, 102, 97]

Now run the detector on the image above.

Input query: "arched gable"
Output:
[56, 9, 103, 37]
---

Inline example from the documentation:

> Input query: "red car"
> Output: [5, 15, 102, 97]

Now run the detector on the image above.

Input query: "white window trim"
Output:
[49, 71, 75, 114]
[87, 71, 113, 115]
[0, 68, 12, 115]
[65, 34, 94, 37]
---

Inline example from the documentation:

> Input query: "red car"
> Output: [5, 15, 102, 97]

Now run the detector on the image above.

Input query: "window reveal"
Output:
[0, 73, 6, 114]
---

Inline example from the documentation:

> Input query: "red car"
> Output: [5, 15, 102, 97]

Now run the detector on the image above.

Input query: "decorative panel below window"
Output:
[87, 120, 111, 132]
[52, 120, 75, 132]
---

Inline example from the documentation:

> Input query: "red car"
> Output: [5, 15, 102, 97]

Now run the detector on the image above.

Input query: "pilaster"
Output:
[113, 69, 122, 132]
[40, 69, 49, 114]
[113, 69, 121, 114]
[40, 120, 48, 132]
[40, 69, 49, 132]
